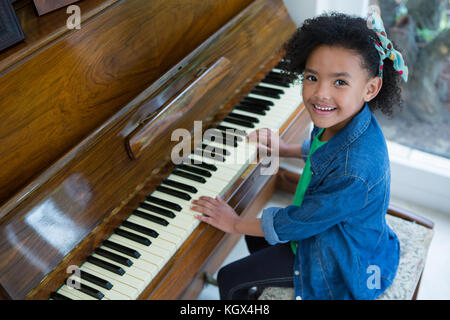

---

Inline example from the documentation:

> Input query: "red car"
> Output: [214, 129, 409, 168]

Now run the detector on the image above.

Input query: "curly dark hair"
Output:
[279, 12, 403, 117]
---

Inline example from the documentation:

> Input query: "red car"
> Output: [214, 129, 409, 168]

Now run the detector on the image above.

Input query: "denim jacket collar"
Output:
[310, 102, 372, 175]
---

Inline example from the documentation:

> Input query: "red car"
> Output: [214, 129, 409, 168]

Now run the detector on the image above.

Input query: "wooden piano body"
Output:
[0, 0, 311, 299]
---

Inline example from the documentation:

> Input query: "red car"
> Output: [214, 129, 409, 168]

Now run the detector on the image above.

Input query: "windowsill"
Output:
[387, 140, 450, 215]
[279, 140, 450, 216]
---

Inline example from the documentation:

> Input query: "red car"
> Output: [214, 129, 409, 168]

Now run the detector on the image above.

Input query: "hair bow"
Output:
[368, 11, 408, 83]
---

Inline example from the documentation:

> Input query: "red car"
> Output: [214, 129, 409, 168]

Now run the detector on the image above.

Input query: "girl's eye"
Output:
[334, 79, 347, 86]
[305, 75, 317, 82]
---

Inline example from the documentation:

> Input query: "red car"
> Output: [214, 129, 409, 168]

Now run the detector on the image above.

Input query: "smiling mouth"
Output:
[313, 104, 337, 111]
[312, 104, 337, 114]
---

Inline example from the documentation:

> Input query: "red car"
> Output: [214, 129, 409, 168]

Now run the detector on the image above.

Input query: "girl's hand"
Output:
[246, 128, 290, 158]
[191, 195, 240, 233]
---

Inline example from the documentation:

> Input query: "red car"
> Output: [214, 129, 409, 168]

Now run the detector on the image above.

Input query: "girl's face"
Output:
[302, 45, 382, 140]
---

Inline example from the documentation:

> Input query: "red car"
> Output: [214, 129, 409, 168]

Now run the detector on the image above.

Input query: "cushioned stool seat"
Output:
[258, 212, 434, 300]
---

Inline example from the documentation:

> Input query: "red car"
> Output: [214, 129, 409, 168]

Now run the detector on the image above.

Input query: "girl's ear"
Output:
[364, 76, 382, 102]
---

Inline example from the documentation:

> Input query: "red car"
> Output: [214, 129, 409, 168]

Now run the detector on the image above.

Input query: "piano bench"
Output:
[258, 208, 434, 300]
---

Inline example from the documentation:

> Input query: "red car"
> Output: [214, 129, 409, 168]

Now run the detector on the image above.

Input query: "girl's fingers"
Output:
[191, 197, 219, 212]
[195, 214, 214, 225]
[191, 204, 214, 216]
[216, 195, 226, 203]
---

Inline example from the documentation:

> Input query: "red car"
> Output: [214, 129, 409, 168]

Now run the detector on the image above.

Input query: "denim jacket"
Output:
[261, 103, 400, 300]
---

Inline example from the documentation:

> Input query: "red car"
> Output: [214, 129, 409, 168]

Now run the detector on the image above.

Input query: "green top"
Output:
[290, 128, 328, 254]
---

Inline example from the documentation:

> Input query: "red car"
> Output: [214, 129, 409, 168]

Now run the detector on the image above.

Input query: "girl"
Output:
[190, 11, 407, 300]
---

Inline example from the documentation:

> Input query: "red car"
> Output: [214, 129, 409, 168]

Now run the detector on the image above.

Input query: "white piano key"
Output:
[231, 107, 287, 124]
[109, 234, 170, 267]
[198, 138, 258, 167]
[176, 163, 233, 183]
[143, 199, 198, 224]
[98, 244, 159, 277]
[182, 157, 238, 177]
[91, 253, 153, 283]
[67, 274, 130, 300]
[214, 126, 248, 141]
[126, 218, 190, 252]
[204, 139, 259, 167]
[150, 190, 223, 219]
[230, 109, 285, 124]
[137, 202, 197, 232]
[177, 163, 231, 183]
[163, 173, 225, 196]
[79, 263, 139, 299]
[104, 236, 167, 271]
[82, 260, 145, 292]
[58, 284, 99, 300]
[218, 120, 256, 136]
[54, 66, 302, 300]
[247, 93, 298, 111]
[258, 82, 302, 100]
[187, 152, 243, 172]
[119, 224, 177, 254]
[128, 214, 188, 242]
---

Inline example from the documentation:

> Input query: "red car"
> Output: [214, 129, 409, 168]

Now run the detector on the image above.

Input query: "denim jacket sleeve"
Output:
[261, 175, 368, 245]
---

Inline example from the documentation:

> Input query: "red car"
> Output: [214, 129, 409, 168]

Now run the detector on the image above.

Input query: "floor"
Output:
[197, 190, 450, 300]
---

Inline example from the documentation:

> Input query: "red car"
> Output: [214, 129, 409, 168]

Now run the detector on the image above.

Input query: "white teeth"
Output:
[313, 104, 336, 111]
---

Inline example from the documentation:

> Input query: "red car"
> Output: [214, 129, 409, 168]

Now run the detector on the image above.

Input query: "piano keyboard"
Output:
[50, 67, 303, 300]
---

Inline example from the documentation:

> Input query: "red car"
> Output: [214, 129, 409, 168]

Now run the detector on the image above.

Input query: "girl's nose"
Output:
[313, 81, 332, 100]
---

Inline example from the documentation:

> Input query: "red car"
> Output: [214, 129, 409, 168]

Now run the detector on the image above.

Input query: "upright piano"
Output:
[0, 0, 311, 300]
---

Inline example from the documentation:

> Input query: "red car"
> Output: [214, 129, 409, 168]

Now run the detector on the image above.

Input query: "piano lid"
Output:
[0, 0, 296, 299]
[0, 0, 254, 207]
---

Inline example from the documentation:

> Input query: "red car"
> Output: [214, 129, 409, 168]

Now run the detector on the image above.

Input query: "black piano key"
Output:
[266, 71, 290, 82]
[79, 270, 113, 290]
[266, 72, 291, 84]
[223, 116, 255, 128]
[261, 77, 290, 88]
[204, 130, 240, 144]
[121, 220, 159, 238]
[216, 125, 247, 137]
[201, 143, 231, 156]
[243, 96, 274, 106]
[77, 283, 104, 300]
[133, 209, 169, 226]
[235, 104, 266, 115]
[188, 161, 217, 172]
[179, 163, 213, 177]
[200, 143, 230, 156]
[86, 256, 125, 276]
[115, 228, 151, 246]
[50, 291, 72, 300]
[94, 247, 133, 267]
[239, 100, 271, 110]
[146, 195, 182, 211]
[268, 71, 285, 78]
[251, 87, 280, 99]
[156, 185, 192, 200]
[265, 71, 286, 80]
[194, 148, 226, 162]
[163, 178, 198, 193]
[255, 85, 284, 95]
[173, 169, 207, 183]
[102, 240, 141, 259]
[228, 112, 259, 124]
[210, 128, 244, 141]
[205, 135, 238, 147]
[139, 201, 176, 218]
